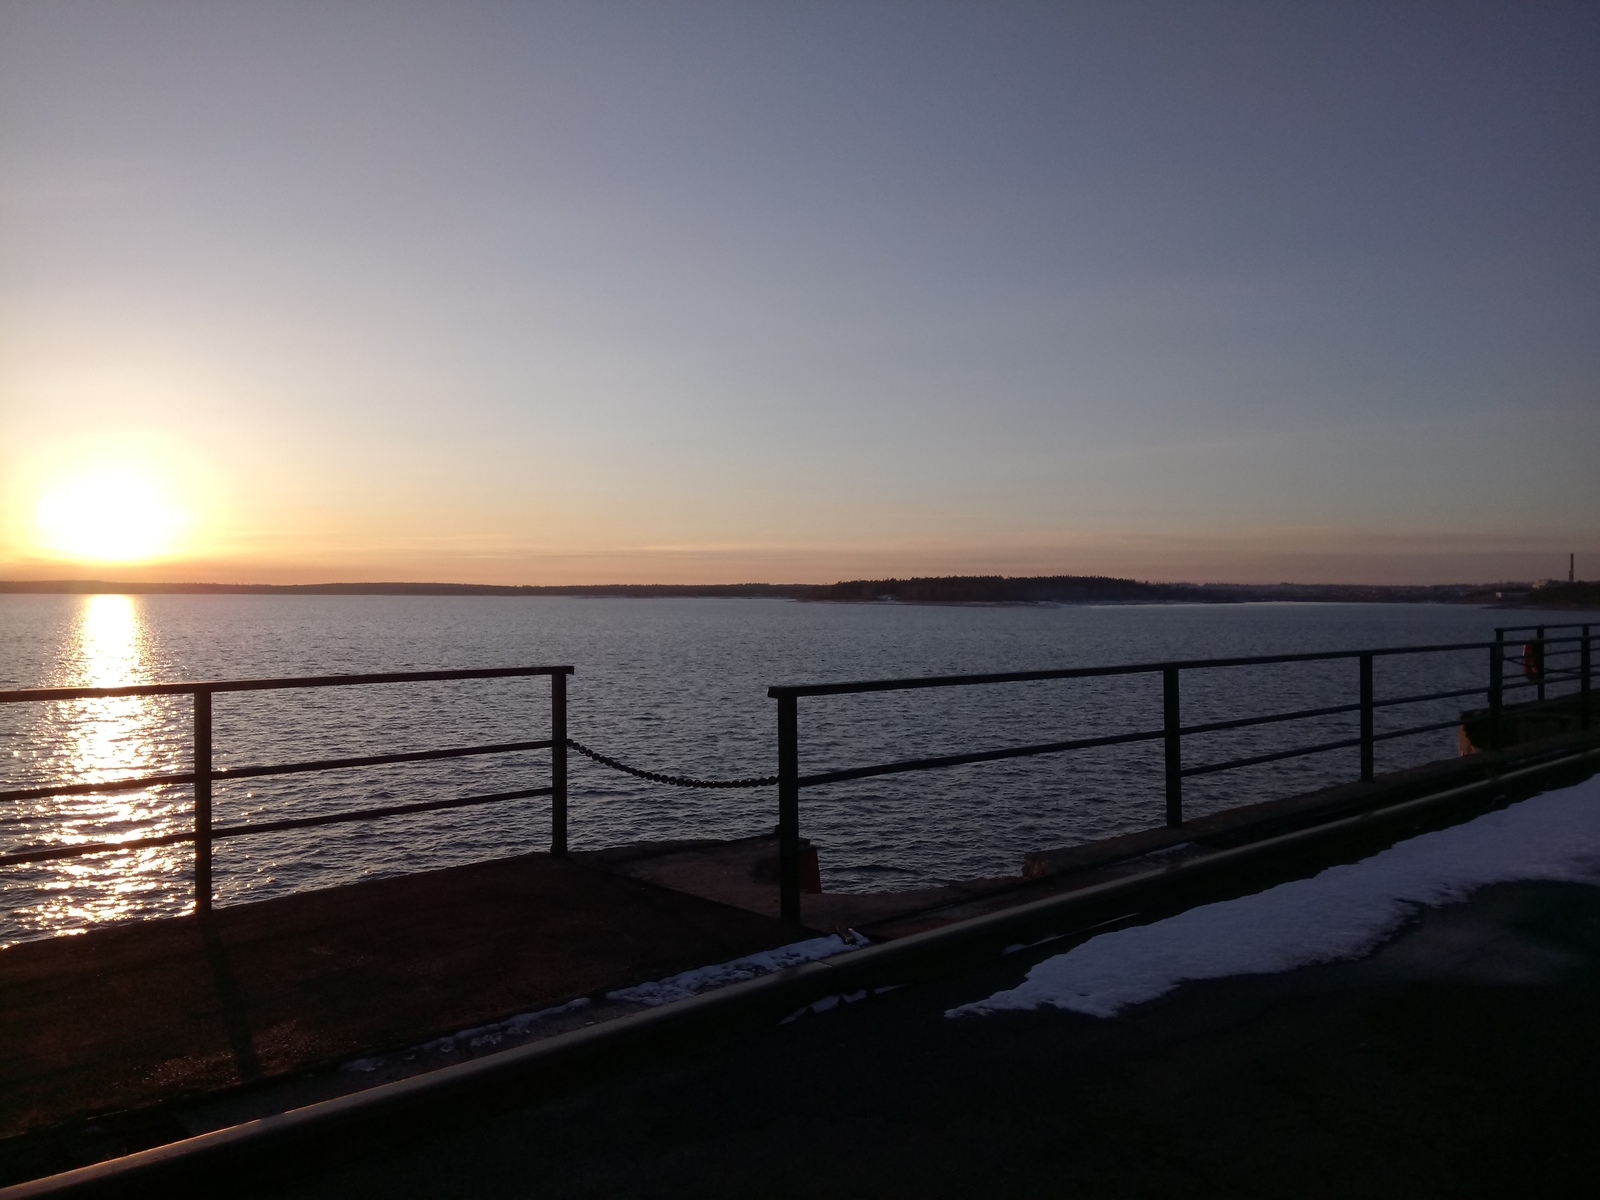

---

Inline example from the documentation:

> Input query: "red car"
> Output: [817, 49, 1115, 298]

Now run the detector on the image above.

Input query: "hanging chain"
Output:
[565, 738, 777, 789]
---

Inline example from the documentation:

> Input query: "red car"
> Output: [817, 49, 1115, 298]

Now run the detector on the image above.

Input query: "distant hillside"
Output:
[1509, 580, 1600, 610]
[805, 575, 1209, 604]
[808, 577, 1501, 605]
[1196, 582, 1496, 604]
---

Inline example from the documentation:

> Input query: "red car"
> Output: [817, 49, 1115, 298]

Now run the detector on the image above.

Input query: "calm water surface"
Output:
[2, 596, 1592, 945]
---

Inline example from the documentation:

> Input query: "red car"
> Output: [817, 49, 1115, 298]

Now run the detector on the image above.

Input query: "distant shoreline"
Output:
[0, 579, 804, 598]
[2, 574, 1582, 608]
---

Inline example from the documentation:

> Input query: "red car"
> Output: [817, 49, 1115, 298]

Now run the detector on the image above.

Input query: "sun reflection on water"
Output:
[4, 595, 192, 942]
[70, 594, 154, 783]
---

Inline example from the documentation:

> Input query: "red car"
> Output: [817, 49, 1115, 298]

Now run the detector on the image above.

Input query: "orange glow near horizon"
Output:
[32, 472, 190, 564]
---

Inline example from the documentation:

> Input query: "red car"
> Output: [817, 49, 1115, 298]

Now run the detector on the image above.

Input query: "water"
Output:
[2, 595, 1593, 946]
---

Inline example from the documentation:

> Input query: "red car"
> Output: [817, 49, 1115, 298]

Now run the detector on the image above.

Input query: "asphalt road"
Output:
[259, 877, 1600, 1199]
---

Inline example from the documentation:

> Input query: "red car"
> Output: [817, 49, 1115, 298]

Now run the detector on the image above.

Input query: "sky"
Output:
[1, 0, 1596, 586]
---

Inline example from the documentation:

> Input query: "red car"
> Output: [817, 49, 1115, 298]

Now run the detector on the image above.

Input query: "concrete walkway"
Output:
[265, 877, 1600, 1199]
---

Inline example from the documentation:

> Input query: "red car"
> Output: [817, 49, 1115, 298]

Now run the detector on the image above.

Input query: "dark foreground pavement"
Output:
[0, 853, 797, 1144]
[262, 878, 1600, 1200]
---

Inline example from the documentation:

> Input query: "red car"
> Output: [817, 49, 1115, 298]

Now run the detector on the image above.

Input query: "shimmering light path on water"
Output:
[3, 597, 1594, 944]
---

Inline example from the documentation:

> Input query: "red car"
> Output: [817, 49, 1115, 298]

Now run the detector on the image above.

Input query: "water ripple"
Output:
[2, 594, 1590, 944]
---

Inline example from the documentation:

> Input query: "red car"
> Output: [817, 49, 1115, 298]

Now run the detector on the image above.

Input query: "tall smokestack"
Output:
[1571, 553, 1576, 584]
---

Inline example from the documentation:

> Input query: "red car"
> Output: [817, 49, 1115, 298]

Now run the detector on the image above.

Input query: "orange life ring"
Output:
[1521, 641, 1545, 681]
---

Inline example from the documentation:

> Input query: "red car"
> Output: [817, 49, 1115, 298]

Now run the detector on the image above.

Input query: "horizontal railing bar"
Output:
[208, 786, 553, 839]
[1371, 684, 1487, 710]
[0, 740, 557, 804]
[1371, 717, 1464, 744]
[1521, 686, 1592, 704]
[0, 665, 573, 705]
[1491, 630, 1593, 640]
[0, 829, 196, 865]
[776, 664, 1184, 698]
[797, 728, 1166, 788]
[1453, 693, 1590, 720]
[217, 739, 555, 782]
[0, 786, 553, 867]
[1183, 710, 1486, 780]
[769, 639, 1529, 698]
[1179, 700, 1361, 737]
[1430, 635, 1578, 647]
[1181, 734, 1364, 778]
[0, 772, 195, 805]
[1497, 679, 1589, 696]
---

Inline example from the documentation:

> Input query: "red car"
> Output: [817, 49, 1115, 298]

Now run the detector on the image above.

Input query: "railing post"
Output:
[193, 688, 213, 917]
[1359, 653, 1374, 782]
[550, 670, 568, 857]
[1489, 639, 1504, 750]
[1536, 625, 1547, 702]
[1582, 626, 1592, 732]
[1162, 667, 1182, 827]
[777, 692, 801, 922]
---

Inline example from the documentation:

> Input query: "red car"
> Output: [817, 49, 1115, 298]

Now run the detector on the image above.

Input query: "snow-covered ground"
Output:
[341, 933, 867, 1076]
[950, 772, 1600, 1019]
[607, 932, 867, 1006]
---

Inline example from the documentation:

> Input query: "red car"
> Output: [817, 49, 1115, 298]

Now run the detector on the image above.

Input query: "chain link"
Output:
[565, 738, 777, 789]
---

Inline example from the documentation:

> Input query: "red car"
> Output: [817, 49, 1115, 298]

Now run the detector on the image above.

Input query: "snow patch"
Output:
[950, 773, 1600, 1020]
[608, 931, 868, 1007]
[781, 988, 874, 1024]
[342, 997, 592, 1070]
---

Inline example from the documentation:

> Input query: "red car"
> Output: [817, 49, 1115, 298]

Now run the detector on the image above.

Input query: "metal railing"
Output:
[1493, 622, 1593, 706]
[0, 666, 572, 916]
[6, 625, 1597, 929]
[767, 630, 1596, 920]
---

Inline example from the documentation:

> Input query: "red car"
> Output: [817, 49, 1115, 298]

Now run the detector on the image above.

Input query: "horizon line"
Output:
[0, 576, 1548, 596]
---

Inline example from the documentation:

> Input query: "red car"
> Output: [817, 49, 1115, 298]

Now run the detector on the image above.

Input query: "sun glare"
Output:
[34, 472, 188, 563]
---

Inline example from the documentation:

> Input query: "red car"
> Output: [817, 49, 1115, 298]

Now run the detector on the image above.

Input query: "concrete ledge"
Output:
[1023, 733, 1600, 880]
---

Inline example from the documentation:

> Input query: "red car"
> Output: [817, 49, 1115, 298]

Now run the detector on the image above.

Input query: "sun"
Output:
[34, 471, 189, 563]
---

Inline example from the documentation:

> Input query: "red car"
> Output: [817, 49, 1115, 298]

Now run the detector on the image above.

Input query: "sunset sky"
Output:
[2, 1, 1596, 586]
